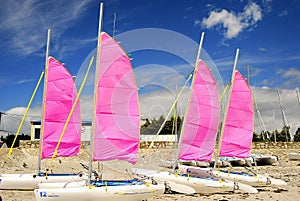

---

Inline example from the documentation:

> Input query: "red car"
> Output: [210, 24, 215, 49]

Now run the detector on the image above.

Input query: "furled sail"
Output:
[93, 32, 140, 165]
[219, 70, 254, 158]
[41, 57, 81, 159]
[178, 60, 220, 162]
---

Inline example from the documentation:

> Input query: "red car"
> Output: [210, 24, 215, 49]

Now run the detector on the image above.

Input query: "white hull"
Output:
[160, 159, 210, 169]
[288, 152, 300, 160]
[35, 182, 164, 201]
[212, 170, 287, 187]
[0, 173, 87, 190]
[228, 159, 246, 166]
[211, 158, 246, 167]
[250, 154, 278, 165]
[159, 159, 174, 168]
[132, 168, 256, 194]
[38, 181, 87, 189]
[177, 165, 258, 194]
[179, 160, 210, 167]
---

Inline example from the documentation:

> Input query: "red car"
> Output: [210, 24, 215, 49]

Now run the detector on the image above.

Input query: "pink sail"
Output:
[41, 57, 81, 159]
[219, 70, 254, 158]
[178, 60, 220, 162]
[93, 32, 140, 165]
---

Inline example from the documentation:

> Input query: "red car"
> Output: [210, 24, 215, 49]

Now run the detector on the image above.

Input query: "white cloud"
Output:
[202, 9, 243, 39]
[194, 20, 201, 26]
[278, 10, 288, 17]
[17, 79, 36, 84]
[241, 2, 262, 25]
[139, 88, 190, 120]
[0, 0, 94, 57]
[252, 87, 300, 138]
[279, 68, 300, 80]
[276, 68, 300, 88]
[201, 2, 263, 39]
[214, 53, 300, 88]
[185, 6, 193, 11]
[258, 47, 267, 51]
[1, 107, 41, 135]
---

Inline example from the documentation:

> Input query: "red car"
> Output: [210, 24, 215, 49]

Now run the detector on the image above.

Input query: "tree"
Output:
[294, 127, 300, 142]
[140, 115, 183, 136]
[271, 126, 291, 142]
[252, 131, 262, 142]
[141, 118, 151, 129]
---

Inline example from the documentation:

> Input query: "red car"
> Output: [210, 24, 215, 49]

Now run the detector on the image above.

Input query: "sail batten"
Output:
[219, 70, 254, 158]
[41, 57, 81, 159]
[178, 60, 220, 162]
[93, 32, 140, 165]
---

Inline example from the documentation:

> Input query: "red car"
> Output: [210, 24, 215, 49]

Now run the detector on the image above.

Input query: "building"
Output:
[30, 120, 92, 142]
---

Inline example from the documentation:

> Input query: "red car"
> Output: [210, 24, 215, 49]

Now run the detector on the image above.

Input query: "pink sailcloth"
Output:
[178, 60, 220, 162]
[41, 57, 81, 159]
[93, 32, 140, 165]
[219, 70, 254, 158]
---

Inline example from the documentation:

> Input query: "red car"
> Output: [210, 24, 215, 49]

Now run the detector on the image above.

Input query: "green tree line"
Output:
[141, 115, 182, 138]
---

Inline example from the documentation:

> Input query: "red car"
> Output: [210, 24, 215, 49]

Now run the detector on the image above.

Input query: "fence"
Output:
[19, 140, 300, 149]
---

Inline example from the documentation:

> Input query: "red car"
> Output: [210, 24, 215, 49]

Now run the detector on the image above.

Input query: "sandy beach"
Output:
[0, 146, 299, 201]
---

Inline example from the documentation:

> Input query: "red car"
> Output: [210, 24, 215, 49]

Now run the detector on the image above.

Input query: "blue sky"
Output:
[0, 0, 299, 134]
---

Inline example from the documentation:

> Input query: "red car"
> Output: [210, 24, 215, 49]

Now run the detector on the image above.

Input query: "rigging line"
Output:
[212, 83, 230, 163]
[4, 113, 41, 119]
[147, 71, 193, 150]
[2, 150, 27, 171]
[214, 48, 240, 169]
[277, 89, 289, 127]
[218, 84, 229, 103]
[170, 107, 177, 150]
[1, 115, 32, 127]
[3, 117, 22, 123]
[5, 71, 45, 162]
[276, 88, 290, 142]
[169, 84, 179, 150]
[0, 129, 19, 133]
[47, 56, 95, 170]
[4, 113, 31, 117]
[2, 115, 23, 122]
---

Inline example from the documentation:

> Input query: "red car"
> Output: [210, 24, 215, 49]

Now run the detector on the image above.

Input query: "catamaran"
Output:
[0, 31, 87, 190]
[133, 33, 258, 194]
[211, 49, 287, 187]
[34, 3, 164, 201]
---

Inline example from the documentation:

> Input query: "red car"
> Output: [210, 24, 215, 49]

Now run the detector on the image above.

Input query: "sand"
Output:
[0, 147, 299, 201]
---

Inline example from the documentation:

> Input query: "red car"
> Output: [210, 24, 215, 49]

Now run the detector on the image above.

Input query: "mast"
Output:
[214, 48, 239, 168]
[170, 85, 178, 149]
[276, 89, 290, 141]
[174, 85, 178, 146]
[254, 98, 268, 139]
[173, 32, 205, 170]
[273, 110, 277, 143]
[296, 88, 300, 107]
[89, 2, 104, 184]
[38, 29, 51, 175]
[247, 66, 268, 140]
